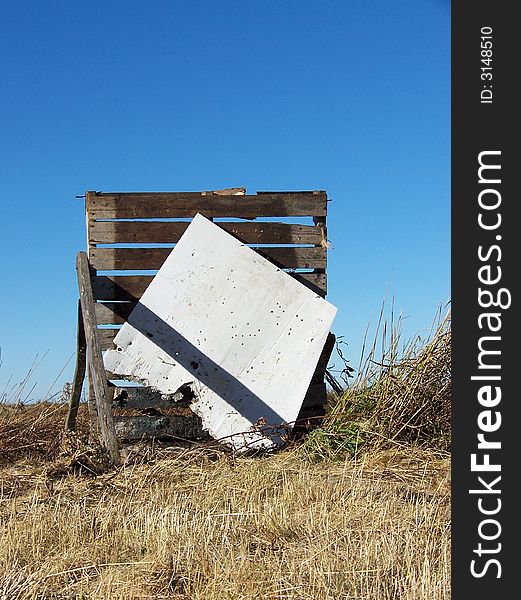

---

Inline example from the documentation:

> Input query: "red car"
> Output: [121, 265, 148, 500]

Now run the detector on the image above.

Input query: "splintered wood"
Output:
[103, 214, 337, 452]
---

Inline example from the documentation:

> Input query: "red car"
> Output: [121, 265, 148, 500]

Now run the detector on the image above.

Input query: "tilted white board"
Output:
[104, 213, 337, 451]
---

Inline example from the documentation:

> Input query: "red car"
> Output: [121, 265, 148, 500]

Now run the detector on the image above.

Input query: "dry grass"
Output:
[0, 310, 451, 598]
[0, 406, 450, 599]
[0, 403, 91, 468]
[303, 309, 451, 460]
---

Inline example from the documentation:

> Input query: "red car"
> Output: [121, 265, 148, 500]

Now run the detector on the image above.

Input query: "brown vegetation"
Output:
[0, 312, 451, 599]
[0, 436, 449, 599]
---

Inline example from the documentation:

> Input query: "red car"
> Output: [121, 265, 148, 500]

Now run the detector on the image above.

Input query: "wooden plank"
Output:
[91, 272, 326, 301]
[76, 251, 120, 465]
[99, 328, 119, 351]
[87, 375, 99, 435]
[112, 383, 326, 412]
[291, 272, 327, 297]
[95, 302, 136, 324]
[114, 414, 209, 441]
[112, 387, 185, 409]
[86, 191, 327, 219]
[89, 220, 324, 246]
[92, 275, 154, 300]
[89, 246, 326, 271]
[65, 301, 86, 431]
[98, 327, 333, 354]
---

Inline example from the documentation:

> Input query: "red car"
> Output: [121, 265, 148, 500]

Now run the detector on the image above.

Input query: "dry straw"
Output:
[0, 306, 451, 599]
[303, 305, 451, 460]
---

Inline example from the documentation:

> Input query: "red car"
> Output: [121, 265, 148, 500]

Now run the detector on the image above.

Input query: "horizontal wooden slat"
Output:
[89, 246, 326, 271]
[291, 272, 327, 297]
[87, 191, 327, 219]
[99, 328, 120, 351]
[100, 329, 331, 354]
[92, 272, 326, 302]
[99, 323, 330, 352]
[92, 275, 153, 301]
[89, 220, 324, 246]
[111, 382, 326, 414]
[95, 302, 136, 324]
[112, 387, 185, 409]
[114, 414, 208, 440]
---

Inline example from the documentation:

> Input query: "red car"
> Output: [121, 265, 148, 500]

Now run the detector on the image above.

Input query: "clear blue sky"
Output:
[0, 0, 450, 401]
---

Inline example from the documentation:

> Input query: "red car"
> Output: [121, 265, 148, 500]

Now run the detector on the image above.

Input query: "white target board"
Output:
[104, 213, 337, 451]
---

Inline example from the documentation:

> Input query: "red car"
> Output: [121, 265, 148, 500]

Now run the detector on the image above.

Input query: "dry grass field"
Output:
[0, 312, 451, 599]
[0, 426, 450, 598]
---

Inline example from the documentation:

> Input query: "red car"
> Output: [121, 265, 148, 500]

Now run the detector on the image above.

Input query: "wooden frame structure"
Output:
[66, 189, 335, 464]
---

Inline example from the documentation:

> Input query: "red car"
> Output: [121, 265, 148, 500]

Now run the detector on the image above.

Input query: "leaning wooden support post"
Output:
[76, 251, 120, 465]
[87, 375, 100, 436]
[65, 300, 86, 431]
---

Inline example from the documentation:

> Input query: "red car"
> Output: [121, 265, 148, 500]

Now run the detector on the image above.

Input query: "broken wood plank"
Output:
[89, 246, 326, 271]
[86, 191, 327, 219]
[112, 387, 185, 409]
[76, 251, 120, 465]
[114, 414, 209, 441]
[91, 272, 326, 301]
[89, 220, 324, 246]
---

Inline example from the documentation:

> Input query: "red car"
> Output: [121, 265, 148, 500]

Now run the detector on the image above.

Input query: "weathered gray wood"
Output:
[77, 251, 120, 465]
[98, 329, 119, 351]
[92, 275, 154, 301]
[95, 302, 136, 324]
[114, 414, 209, 441]
[89, 220, 324, 246]
[92, 272, 326, 301]
[89, 246, 326, 271]
[86, 191, 327, 219]
[87, 376, 99, 435]
[113, 387, 185, 409]
[113, 382, 327, 440]
[325, 369, 344, 396]
[65, 301, 86, 431]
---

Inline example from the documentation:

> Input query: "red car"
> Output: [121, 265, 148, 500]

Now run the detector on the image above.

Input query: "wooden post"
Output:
[76, 251, 120, 465]
[87, 375, 100, 436]
[65, 300, 86, 431]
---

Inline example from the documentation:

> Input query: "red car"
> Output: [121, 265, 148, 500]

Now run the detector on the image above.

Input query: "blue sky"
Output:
[0, 0, 450, 401]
